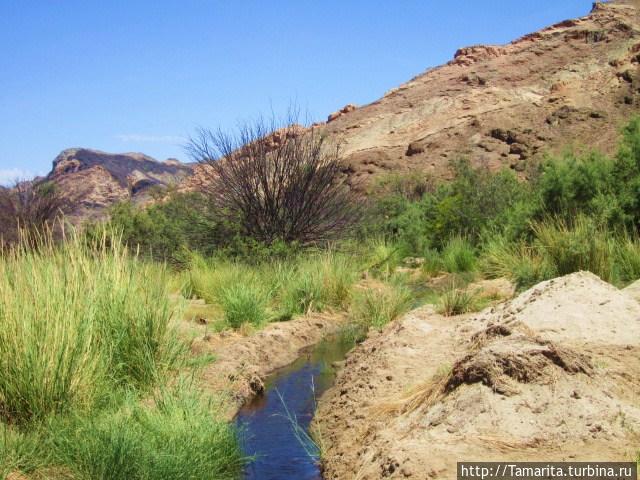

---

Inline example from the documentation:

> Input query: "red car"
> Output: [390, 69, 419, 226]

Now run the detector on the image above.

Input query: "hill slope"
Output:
[320, 0, 640, 182]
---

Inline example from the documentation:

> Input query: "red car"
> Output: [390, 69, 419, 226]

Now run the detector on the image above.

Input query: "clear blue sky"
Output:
[0, 0, 592, 183]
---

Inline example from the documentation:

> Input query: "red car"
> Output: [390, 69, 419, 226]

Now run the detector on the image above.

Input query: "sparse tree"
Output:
[186, 118, 359, 244]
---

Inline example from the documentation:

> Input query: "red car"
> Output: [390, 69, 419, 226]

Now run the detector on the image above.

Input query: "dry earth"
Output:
[187, 310, 347, 418]
[315, 272, 640, 479]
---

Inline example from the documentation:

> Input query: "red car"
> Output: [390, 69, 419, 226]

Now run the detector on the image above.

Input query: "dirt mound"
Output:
[315, 272, 640, 479]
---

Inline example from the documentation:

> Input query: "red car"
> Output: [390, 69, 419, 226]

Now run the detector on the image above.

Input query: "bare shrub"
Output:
[186, 117, 360, 244]
[0, 180, 65, 246]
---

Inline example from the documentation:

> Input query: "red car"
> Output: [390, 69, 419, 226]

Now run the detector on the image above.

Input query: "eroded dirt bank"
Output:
[315, 272, 640, 479]
[190, 312, 346, 418]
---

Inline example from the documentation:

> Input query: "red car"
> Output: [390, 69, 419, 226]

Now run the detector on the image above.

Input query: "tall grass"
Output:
[441, 236, 477, 273]
[48, 389, 243, 480]
[481, 234, 555, 290]
[533, 216, 615, 282]
[220, 283, 268, 328]
[614, 234, 640, 284]
[1, 423, 49, 479]
[437, 285, 479, 316]
[0, 232, 181, 425]
[279, 252, 357, 318]
[480, 217, 640, 289]
[350, 281, 413, 330]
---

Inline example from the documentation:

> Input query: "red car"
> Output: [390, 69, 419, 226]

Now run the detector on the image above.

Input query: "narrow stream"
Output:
[235, 336, 353, 480]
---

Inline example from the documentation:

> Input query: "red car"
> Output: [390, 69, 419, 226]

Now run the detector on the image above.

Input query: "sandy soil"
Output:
[188, 311, 346, 418]
[315, 272, 640, 479]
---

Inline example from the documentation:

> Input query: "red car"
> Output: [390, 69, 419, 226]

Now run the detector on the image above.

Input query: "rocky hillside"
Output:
[48, 148, 192, 219]
[320, 0, 640, 182]
[46, 0, 640, 218]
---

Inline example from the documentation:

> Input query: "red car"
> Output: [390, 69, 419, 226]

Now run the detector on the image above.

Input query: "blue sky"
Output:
[0, 1, 592, 183]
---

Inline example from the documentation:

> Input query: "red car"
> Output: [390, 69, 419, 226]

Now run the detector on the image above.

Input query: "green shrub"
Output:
[89, 192, 229, 267]
[441, 236, 477, 273]
[536, 151, 616, 221]
[0, 233, 180, 425]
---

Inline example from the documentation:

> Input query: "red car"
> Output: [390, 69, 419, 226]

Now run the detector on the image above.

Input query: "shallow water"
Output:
[235, 336, 352, 480]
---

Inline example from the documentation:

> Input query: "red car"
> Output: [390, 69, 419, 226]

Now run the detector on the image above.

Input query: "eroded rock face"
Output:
[318, 0, 640, 184]
[48, 148, 193, 220]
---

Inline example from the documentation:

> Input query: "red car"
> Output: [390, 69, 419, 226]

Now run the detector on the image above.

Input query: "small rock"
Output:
[406, 142, 425, 156]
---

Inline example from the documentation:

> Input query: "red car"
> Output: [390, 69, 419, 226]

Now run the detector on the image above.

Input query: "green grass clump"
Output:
[351, 281, 413, 330]
[1, 423, 49, 479]
[421, 248, 444, 276]
[365, 238, 402, 277]
[220, 283, 268, 328]
[481, 235, 555, 290]
[614, 234, 640, 285]
[441, 236, 477, 273]
[437, 285, 479, 316]
[0, 233, 180, 425]
[188, 259, 250, 304]
[279, 252, 357, 319]
[533, 216, 615, 282]
[47, 390, 242, 480]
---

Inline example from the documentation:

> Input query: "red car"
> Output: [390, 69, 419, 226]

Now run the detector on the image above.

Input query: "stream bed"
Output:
[235, 336, 353, 480]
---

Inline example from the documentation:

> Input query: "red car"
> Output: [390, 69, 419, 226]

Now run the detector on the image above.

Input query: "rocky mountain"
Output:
[48, 148, 192, 219]
[46, 0, 640, 219]
[320, 0, 640, 183]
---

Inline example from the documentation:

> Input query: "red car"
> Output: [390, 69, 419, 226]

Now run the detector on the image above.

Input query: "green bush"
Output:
[90, 192, 233, 267]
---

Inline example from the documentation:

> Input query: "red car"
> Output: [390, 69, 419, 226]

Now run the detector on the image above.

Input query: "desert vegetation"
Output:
[3, 117, 640, 478]
[0, 233, 242, 479]
[0, 180, 66, 247]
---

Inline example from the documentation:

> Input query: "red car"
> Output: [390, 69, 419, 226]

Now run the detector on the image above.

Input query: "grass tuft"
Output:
[47, 389, 243, 480]
[351, 281, 413, 330]
[437, 284, 479, 316]
[220, 283, 268, 328]
[441, 236, 477, 273]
